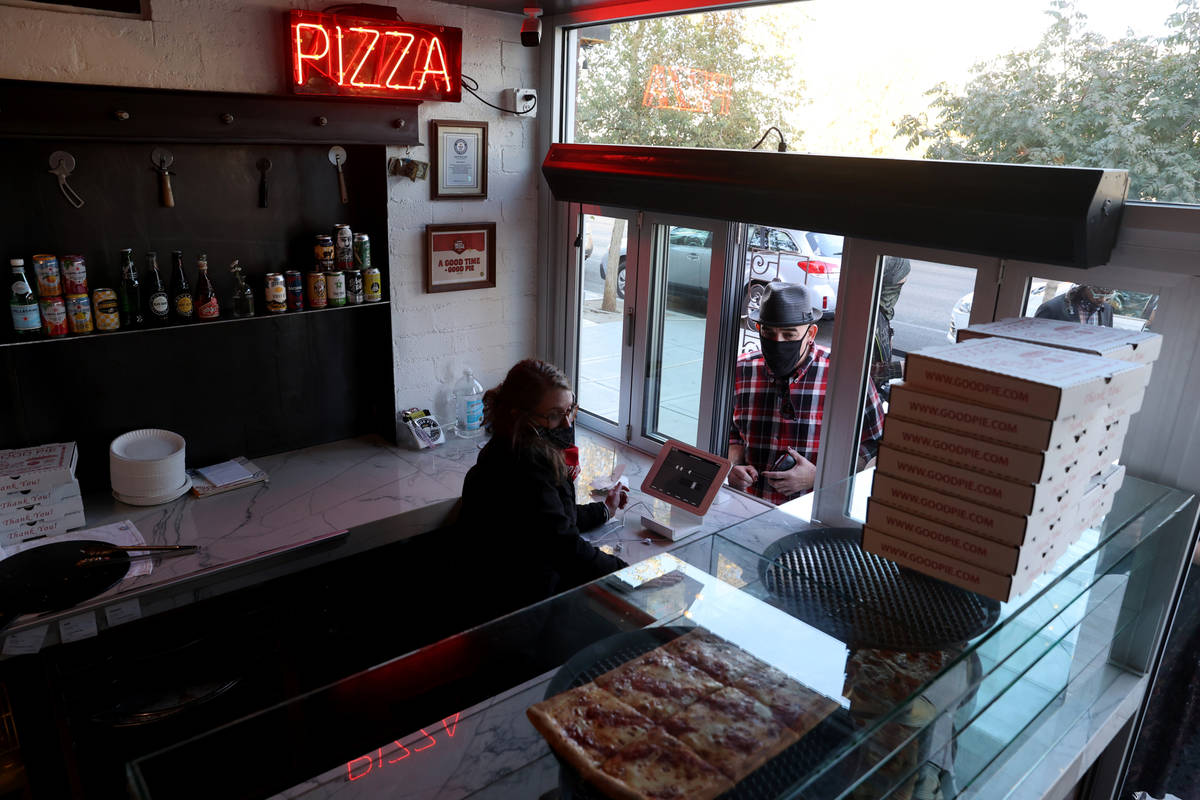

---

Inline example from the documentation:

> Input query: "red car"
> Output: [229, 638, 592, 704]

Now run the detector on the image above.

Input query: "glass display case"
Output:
[126, 475, 1196, 800]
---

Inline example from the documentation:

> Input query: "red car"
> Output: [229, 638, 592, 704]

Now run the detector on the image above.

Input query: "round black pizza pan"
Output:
[0, 540, 131, 630]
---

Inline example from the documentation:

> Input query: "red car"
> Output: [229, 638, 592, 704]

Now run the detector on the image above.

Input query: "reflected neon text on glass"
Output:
[643, 65, 733, 115]
[346, 713, 461, 782]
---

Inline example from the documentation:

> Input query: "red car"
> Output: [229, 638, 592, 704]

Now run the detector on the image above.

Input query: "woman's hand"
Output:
[728, 464, 758, 491]
[604, 484, 629, 518]
[762, 447, 816, 496]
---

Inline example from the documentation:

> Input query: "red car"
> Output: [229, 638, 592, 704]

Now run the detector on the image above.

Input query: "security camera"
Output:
[521, 7, 542, 47]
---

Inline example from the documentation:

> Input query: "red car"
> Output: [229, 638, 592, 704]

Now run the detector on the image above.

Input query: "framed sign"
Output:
[431, 120, 488, 199]
[426, 222, 496, 293]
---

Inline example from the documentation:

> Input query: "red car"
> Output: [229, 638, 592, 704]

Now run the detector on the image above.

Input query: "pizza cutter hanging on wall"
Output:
[48, 150, 85, 209]
[329, 145, 349, 205]
[151, 147, 176, 208]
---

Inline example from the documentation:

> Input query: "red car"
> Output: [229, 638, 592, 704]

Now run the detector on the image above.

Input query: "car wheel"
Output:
[742, 281, 768, 331]
[616, 259, 626, 300]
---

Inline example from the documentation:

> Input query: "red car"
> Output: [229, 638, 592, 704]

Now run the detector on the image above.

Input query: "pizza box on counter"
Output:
[887, 382, 1143, 453]
[2, 508, 87, 545]
[0, 442, 79, 494]
[870, 472, 1064, 545]
[0, 495, 85, 532]
[957, 317, 1162, 365]
[904, 338, 1149, 421]
[0, 480, 81, 514]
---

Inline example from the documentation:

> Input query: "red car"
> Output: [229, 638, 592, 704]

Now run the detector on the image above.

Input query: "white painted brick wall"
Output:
[0, 0, 542, 440]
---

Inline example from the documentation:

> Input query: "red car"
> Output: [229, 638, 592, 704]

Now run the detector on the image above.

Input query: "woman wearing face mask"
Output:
[458, 359, 628, 610]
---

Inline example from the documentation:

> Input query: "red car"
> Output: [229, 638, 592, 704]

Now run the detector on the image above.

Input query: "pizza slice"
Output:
[734, 662, 840, 736]
[526, 683, 656, 772]
[662, 686, 798, 782]
[662, 628, 769, 686]
[594, 648, 724, 723]
[590, 726, 734, 800]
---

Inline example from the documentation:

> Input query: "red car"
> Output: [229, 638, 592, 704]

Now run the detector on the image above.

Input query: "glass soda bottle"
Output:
[450, 368, 485, 438]
[9, 259, 41, 338]
[170, 250, 192, 323]
[145, 251, 169, 326]
[229, 260, 254, 318]
[194, 253, 219, 320]
[117, 248, 144, 329]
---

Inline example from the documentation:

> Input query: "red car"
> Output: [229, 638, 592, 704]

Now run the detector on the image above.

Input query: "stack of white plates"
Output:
[110, 429, 192, 506]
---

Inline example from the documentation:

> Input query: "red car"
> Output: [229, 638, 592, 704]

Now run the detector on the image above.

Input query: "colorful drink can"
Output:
[92, 288, 120, 331]
[306, 270, 327, 308]
[325, 270, 346, 307]
[33, 254, 62, 297]
[344, 270, 363, 305]
[352, 233, 370, 271]
[65, 293, 94, 334]
[363, 267, 382, 302]
[265, 273, 287, 314]
[61, 255, 88, 295]
[314, 235, 334, 265]
[40, 296, 68, 337]
[285, 270, 304, 311]
[333, 224, 353, 270]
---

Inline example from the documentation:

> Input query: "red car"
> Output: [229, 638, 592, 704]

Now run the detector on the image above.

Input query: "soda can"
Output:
[364, 267, 383, 302]
[40, 296, 68, 338]
[306, 270, 327, 309]
[325, 270, 347, 307]
[65, 293, 94, 335]
[344, 270, 364, 305]
[62, 255, 88, 295]
[93, 288, 120, 331]
[33, 254, 62, 297]
[265, 273, 287, 314]
[285, 270, 305, 311]
[314, 235, 334, 265]
[333, 224, 353, 270]
[352, 233, 371, 271]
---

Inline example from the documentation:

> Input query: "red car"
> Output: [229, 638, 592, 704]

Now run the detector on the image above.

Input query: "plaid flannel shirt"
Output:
[729, 345, 885, 505]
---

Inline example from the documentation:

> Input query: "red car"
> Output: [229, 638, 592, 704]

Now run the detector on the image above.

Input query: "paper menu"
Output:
[197, 460, 254, 487]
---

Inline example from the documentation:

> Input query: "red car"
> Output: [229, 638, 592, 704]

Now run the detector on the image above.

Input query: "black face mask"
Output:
[534, 423, 576, 450]
[761, 337, 808, 378]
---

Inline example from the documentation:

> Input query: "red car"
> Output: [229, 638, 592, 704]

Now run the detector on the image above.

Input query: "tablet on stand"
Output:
[638, 439, 732, 540]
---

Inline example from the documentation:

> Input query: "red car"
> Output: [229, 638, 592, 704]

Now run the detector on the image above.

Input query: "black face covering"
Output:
[761, 337, 809, 379]
[534, 423, 576, 450]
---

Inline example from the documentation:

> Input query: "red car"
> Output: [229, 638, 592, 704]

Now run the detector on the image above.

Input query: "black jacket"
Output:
[1034, 293, 1114, 326]
[458, 438, 626, 610]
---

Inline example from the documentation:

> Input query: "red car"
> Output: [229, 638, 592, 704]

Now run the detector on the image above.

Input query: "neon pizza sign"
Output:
[643, 65, 733, 115]
[289, 10, 462, 102]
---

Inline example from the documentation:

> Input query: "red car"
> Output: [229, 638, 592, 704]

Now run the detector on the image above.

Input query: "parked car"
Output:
[599, 225, 842, 323]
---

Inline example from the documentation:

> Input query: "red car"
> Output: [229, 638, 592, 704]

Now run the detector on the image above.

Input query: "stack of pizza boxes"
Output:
[864, 319, 1161, 602]
[0, 442, 85, 549]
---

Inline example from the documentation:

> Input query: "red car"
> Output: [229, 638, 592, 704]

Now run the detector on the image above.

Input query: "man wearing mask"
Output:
[728, 283, 885, 504]
[1034, 284, 1116, 326]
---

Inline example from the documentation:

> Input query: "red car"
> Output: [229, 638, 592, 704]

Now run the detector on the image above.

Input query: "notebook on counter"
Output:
[187, 457, 268, 498]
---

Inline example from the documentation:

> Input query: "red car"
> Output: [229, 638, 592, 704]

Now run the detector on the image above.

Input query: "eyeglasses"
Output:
[531, 403, 578, 427]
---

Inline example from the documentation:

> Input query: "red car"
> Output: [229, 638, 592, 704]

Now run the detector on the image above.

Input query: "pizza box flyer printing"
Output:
[887, 382, 1142, 454]
[0, 480, 81, 514]
[876, 445, 1086, 518]
[0, 495, 85, 533]
[2, 508, 87, 544]
[957, 317, 1162, 365]
[862, 524, 1073, 603]
[903, 337, 1149, 421]
[0, 442, 78, 476]
[869, 472, 1065, 545]
[881, 416, 1088, 487]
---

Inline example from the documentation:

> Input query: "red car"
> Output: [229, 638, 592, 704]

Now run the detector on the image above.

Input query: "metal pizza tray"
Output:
[547, 627, 849, 800]
[758, 527, 1000, 652]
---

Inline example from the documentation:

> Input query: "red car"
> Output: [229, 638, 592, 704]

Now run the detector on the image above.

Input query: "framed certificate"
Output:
[425, 222, 497, 293]
[430, 119, 488, 199]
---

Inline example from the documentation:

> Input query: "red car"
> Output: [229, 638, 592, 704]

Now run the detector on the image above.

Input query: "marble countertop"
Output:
[1, 428, 772, 654]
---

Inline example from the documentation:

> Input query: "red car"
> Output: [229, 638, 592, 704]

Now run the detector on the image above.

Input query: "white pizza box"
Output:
[957, 317, 1162, 365]
[2, 508, 87, 545]
[0, 479, 82, 514]
[887, 382, 1143, 453]
[863, 525, 1071, 603]
[869, 472, 1066, 545]
[867, 499, 1069, 574]
[881, 416, 1084, 486]
[1077, 465, 1124, 531]
[903, 338, 1149, 421]
[0, 495, 85, 532]
[876, 445, 1086, 517]
[0, 442, 78, 475]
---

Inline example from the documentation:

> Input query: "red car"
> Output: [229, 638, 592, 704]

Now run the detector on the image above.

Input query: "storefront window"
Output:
[569, 0, 1199, 204]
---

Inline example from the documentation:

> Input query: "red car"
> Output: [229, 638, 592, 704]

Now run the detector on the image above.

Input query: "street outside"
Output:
[577, 216, 976, 443]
